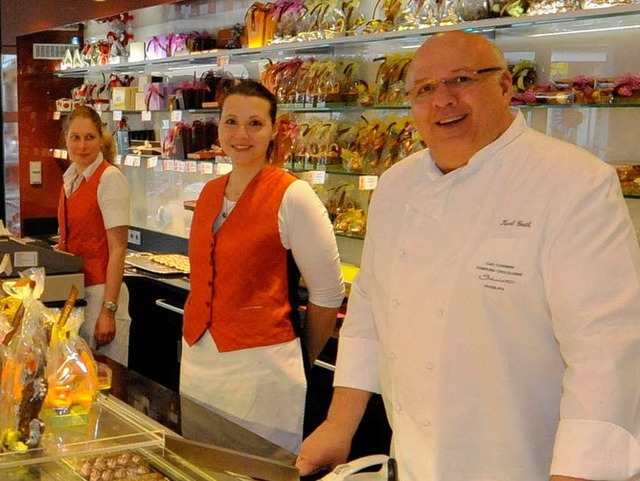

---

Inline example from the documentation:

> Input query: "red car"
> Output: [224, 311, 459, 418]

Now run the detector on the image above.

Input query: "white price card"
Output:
[147, 156, 159, 169]
[115, 155, 122, 165]
[124, 155, 138, 166]
[200, 162, 214, 174]
[14, 251, 38, 268]
[52, 111, 61, 120]
[215, 163, 233, 175]
[141, 110, 152, 122]
[133, 156, 141, 167]
[164, 159, 175, 171]
[217, 55, 230, 67]
[175, 160, 186, 172]
[306, 170, 326, 185]
[358, 175, 378, 190]
[186, 161, 197, 173]
[170, 110, 182, 122]
[113, 111, 123, 121]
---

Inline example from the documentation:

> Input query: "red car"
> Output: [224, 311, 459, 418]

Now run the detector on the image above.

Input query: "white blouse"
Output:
[62, 153, 130, 229]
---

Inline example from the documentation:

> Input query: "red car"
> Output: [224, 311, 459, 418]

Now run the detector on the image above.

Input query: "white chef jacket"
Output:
[181, 178, 345, 454]
[335, 112, 640, 481]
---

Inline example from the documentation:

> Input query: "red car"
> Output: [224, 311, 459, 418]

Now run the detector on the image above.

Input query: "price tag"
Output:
[200, 162, 214, 174]
[147, 156, 158, 169]
[133, 156, 141, 167]
[170, 110, 182, 122]
[186, 161, 197, 173]
[115, 155, 122, 165]
[124, 155, 138, 166]
[52, 111, 61, 120]
[175, 160, 186, 172]
[215, 163, 233, 175]
[113, 111, 123, 121]
[358, 175, 378, 190]
[306, 170, 326, 185]
[14, 251, 38, 268]
[141, 110, 152, 122]
[164, 159, 175, 171]
[217, 55, 230, 67]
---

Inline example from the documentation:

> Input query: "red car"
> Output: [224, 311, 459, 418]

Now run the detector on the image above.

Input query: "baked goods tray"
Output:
[125, 253, 188, 276]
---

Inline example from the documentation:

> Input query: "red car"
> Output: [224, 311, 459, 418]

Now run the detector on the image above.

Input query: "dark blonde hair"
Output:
[65, 105, 116, 163]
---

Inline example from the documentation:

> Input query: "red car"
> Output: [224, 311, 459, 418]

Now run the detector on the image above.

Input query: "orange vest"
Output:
[183, 166, 298, 351]
[57, 160, 110, 286]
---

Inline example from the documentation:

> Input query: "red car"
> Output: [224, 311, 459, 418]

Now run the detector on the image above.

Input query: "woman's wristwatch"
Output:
[103, 301, 118, 313]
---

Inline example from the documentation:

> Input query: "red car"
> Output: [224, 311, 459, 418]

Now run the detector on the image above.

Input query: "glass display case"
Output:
[0, 394, 298, 481]
[49, 2, 640, 257]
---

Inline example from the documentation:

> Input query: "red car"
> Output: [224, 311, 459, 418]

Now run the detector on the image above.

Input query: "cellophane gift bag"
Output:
[0, 269, 50, 453]
[43, 283, 98, 429]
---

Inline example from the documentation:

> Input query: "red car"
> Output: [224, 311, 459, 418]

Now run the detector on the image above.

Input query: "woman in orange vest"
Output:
[182, 80, 345, 453]
[57, 105, 131, 366]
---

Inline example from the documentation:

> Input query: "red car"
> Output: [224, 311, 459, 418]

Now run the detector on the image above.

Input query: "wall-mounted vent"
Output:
[32, 44, 76, 60]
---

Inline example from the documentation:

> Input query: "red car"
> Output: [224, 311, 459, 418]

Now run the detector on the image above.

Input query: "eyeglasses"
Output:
[407, 67, 504, 101]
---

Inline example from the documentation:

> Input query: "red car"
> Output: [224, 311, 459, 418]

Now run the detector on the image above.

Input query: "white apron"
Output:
[81, 282, 131, 366]
[180, 333, 307, 454]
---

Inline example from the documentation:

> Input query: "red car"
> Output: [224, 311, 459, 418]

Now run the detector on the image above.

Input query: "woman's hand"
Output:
[94, 308, 116, 347]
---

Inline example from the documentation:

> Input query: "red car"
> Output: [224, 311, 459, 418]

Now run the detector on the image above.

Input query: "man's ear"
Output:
[500, 70, 513, 98]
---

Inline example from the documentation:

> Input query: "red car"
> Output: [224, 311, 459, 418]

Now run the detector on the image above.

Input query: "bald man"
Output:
[296, 31, 640, 481]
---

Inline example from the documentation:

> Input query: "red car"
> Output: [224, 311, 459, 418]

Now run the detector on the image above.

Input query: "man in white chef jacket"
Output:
[296, 31, 640, 481]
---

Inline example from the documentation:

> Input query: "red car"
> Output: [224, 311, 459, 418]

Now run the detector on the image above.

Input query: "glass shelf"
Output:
[288, 167, 380, 176]
[335, 232, 366, 240]
[0, 395, 164, 470]
[53, 5, 640, 79]
[60, 101, 640, 120]
[517, 101, 640, 109]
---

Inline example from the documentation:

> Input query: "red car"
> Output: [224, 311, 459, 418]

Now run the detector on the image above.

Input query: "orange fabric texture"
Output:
[57, 160, 110, 286]
[184, 166, 298, 351]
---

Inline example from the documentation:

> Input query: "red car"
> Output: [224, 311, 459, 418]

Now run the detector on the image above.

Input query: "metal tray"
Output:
[125, 253, 187, 276]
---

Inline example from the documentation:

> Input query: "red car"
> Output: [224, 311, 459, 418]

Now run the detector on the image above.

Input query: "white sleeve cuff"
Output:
[333, 336, 380, 394]
[551, 418, 640, 480]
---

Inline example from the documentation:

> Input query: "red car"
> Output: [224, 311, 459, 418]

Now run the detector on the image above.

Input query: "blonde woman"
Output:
[57, 105, 131, 366]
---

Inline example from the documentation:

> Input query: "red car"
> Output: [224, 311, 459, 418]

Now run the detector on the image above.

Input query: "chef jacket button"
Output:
[435, 308, 444, 318]
[205, 301, 211, 307]
[392, 299, 400, 308]
[389, 352, 397, 360]
[395, 404, 402, 412]
[207, 281, 213, 287]
[423, 420, 431, 428]
[426, 362, 434, 370]
[399, 249, 406, 257]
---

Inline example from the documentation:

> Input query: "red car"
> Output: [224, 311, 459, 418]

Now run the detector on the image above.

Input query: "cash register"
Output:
[0, 226, 85, 305]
